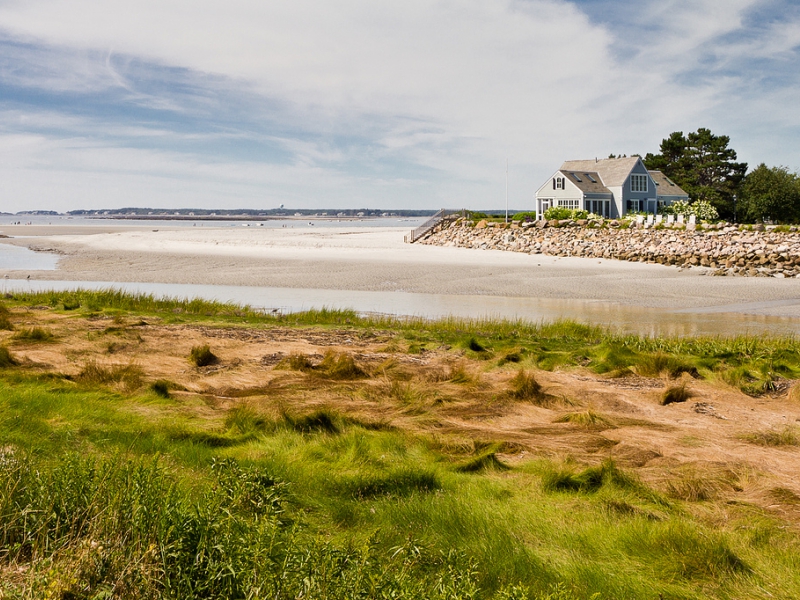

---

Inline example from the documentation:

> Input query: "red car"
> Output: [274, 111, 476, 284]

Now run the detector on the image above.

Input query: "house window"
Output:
[553, 177, 565, 190]
[630, 174, 648, 193]
[627, 199, 641, 212]
[556, 199, 580, 210]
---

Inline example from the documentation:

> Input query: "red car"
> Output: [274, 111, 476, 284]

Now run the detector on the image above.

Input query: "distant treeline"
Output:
[68, 208, 436, 217]
[15, 208, 438, 218]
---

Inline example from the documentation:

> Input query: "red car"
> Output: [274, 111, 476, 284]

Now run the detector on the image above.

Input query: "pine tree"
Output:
[644, 128, 747, 219]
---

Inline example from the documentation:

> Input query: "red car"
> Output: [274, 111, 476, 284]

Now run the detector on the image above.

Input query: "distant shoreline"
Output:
[88, 214, 385, 222]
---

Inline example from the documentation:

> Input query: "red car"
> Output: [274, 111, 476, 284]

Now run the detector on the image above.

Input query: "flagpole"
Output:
[505, 158, 508, 224]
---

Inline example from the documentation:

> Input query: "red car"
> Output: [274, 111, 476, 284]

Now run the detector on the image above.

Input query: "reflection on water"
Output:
[0, 244, 59, 270]
[3, 279, 800, 338]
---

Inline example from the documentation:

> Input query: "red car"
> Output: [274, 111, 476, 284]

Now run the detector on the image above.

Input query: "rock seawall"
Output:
[419, 220, 800, 278]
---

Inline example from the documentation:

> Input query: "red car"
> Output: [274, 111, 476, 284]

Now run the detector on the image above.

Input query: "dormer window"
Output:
[630, 174, 648, 193]
[553, 177, 565, 190]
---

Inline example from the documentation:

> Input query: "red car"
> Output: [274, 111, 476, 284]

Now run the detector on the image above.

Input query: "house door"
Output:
[540, 199, 551, 219]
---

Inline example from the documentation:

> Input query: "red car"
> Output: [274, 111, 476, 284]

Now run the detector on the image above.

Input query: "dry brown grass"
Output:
[554, 410, 615, 430]
[6, 304, 800, 525]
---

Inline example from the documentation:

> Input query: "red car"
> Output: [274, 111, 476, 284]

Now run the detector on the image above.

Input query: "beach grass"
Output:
[2, 290, 800, 597]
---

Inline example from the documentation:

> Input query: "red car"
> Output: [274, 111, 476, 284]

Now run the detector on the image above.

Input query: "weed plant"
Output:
[76, 361, 144, 391]
[742, 427, 800, 447]
[455, 451, 511, 473]
[11, 326, 54, 343]
[661, 382, 692, 405]
[541, 459, 637, 494]
[0, 346, 17, 368]
[150, 379, 173, 398]
[318, 350, 368, 379]
[507, 370, 544, 402]
[0, 303, 12, 330]
[189, 344, 218, 367]
[555, 410, 615, 429]
[283, 351, 314, 371]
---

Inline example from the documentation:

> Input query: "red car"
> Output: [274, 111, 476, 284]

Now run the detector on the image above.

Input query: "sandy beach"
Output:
[3, 222, 800, 321]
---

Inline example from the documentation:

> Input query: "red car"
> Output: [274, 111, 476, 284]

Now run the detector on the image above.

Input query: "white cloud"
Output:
[0, 0, 799, 211]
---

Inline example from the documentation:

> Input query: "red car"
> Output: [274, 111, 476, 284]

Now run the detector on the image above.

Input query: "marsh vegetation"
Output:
[1, 291, 800, 598]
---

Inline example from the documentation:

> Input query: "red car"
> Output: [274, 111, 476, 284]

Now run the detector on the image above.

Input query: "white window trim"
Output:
[630, 174, 648, 193]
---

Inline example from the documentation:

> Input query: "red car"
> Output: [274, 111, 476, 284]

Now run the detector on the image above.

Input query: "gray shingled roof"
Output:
[560, 157, 641, 188]
[561, 171, 612, 195]
[648, 170, 689, 198]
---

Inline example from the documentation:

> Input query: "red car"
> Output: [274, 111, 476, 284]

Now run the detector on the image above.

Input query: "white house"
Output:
[535, 157, 689, 219]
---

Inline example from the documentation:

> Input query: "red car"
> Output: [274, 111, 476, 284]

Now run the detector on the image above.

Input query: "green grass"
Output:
[3, 290, 800, 597]
[2, 369, 800, 598]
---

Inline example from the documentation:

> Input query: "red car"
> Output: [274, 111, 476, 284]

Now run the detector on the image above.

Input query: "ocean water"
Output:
[3, 278, 799, 338]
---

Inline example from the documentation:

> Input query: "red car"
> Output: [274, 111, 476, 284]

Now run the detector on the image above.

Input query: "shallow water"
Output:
[0, 244, 59, 271]
[4, 278, 800, 338]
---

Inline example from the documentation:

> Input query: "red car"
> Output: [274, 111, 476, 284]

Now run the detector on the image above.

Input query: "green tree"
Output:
[739, 164, 800, 224]
[644, 128, 747, 220]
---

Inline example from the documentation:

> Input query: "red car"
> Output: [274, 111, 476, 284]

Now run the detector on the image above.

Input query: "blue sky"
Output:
[1, 0, 799, 213]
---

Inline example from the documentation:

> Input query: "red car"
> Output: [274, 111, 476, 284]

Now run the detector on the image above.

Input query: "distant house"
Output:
[535, 157, 689, 219]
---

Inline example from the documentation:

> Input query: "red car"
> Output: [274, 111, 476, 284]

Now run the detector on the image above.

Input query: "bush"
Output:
[511, 211, 537, 222]
[690, 200, 719, 221]
[543, 207, 589, 221]
[543, 207, 573, 220]
[189, 344, 218, 367]
[660, 199, 719, 221]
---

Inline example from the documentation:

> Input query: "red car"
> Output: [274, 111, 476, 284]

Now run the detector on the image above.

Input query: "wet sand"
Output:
[3, 223, 800, 318]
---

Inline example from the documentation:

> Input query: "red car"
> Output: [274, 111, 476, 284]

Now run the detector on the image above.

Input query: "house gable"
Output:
[535, 170, 584, 198]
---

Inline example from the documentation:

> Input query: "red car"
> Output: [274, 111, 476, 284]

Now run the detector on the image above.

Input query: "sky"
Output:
[1, 0, 799, 213]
